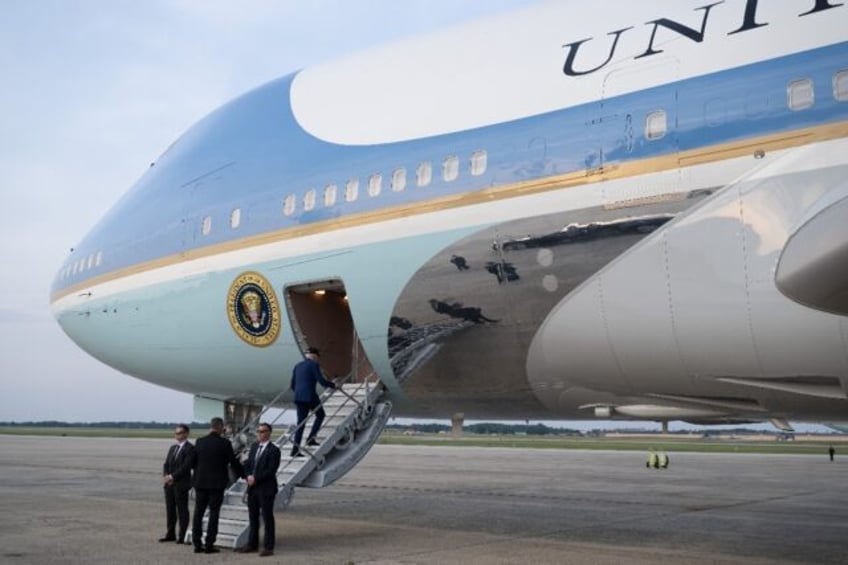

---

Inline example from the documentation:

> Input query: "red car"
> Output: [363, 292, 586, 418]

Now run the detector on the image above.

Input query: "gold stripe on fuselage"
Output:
[51, 121, 848, 303]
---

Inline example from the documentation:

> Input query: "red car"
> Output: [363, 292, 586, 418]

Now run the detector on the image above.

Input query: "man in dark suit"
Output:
[290, 347, 337, 456]
[190, 417, 244, 554]
[159, 423, 195, 544]
[237, 422, 281, 557]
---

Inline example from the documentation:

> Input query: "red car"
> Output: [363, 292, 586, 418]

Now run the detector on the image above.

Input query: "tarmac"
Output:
[1, 434, 846, 564]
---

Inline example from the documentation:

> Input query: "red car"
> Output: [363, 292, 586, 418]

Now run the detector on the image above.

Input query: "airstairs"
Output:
[186, 377, 391, 549]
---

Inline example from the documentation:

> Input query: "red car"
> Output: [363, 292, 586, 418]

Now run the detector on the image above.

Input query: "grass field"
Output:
[3, 426, 847, 455]
[0, 427, 175, 439]
[376, 432, 848, 455]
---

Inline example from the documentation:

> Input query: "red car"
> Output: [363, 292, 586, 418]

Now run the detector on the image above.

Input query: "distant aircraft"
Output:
[51, 0, 848, 434]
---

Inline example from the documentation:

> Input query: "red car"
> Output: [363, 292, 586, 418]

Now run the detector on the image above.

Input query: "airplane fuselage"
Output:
[51, 1, 848, 425]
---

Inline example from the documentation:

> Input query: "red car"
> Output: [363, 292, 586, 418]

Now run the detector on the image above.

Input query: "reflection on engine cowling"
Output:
[387, 192, 708, 418]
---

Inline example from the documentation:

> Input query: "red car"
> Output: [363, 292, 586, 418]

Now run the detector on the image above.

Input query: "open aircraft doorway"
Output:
[284, 279, 374, 384]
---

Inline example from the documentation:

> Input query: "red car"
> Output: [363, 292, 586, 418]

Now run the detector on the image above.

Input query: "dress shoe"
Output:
[290, 449, 303, 457]
[260, 549, 274, 557]
[236, 546, 257, 553]
[306, 437, 319, 446]
[205, 547, 220, 554]
[158, 536, 176, 542]
[193, 546, 204, 553]
[175, 540, 185, 545]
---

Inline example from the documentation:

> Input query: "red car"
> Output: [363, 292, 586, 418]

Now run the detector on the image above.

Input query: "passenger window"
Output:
[416, 162, 432, 187]
[304, 189, 316, 211]
[645, 110, 667, 140]
[324, 184, 337, 207]
[833, 70, 848, 101]
[230, 208, 241, 229]
[391, 168, 407, 192]
[443, 155, 459, 181]
[470, 150, 487, 176]
[283, 194, 296, 216]
[787, 78, 814, 111]
[345, 179, 359, 202]
[95, 251, 102, 267]
[87, 254, 94, 269]
[368, 173, 382, 197]
[201, 215, 212, 236]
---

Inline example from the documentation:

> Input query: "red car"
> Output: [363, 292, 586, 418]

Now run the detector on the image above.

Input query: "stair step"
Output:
[214, 533, 238, 547]
[190, 381, 385, 549]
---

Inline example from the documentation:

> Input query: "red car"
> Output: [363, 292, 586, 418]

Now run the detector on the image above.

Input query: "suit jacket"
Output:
[290, 358, 336, 405]
[163, 441, 195, 491]
[191, 431, 244, 490]
[244, 441, 281, 496]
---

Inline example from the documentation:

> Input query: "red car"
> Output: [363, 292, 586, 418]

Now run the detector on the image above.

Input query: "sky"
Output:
[0, 1, 833, 433]
[0, 0, 541, 423]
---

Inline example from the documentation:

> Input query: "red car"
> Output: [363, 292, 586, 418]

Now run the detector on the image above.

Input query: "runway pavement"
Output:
[0, 434, 846, 564]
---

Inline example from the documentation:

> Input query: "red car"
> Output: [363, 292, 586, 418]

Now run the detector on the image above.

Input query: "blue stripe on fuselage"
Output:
[51, 41, 848, 298]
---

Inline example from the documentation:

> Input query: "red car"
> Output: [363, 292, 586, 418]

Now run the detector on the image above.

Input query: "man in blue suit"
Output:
[290, 347, 337, 456]
[237, 422, 281, 556]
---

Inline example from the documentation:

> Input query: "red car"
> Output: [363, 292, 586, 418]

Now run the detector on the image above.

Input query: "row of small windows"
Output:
[59, 251, 103, 280]
[789, 70, 848, 110]
[199, 69, 848, 238]
[283, 151, 487, 217]
[60, 71, 848, 275]
[198, 70, 847, 237]
[643, 70, 848, 142]
[200, 151, 488, 236]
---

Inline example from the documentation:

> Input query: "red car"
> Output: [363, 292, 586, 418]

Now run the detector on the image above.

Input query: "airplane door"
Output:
[180, 164, 236, 251]
[284, 279, 375, 384]
[592, 57, 681, 201]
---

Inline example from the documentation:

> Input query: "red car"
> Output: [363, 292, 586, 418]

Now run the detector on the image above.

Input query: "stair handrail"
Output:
[271, 371, 380, 456]
[233, 365, 362, 450]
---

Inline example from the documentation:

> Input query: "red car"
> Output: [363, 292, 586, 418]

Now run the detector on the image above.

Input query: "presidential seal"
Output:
[227, 271, 281, 347]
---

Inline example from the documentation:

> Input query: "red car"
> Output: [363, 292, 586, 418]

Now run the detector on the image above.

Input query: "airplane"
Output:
[50, 0, 848, 436]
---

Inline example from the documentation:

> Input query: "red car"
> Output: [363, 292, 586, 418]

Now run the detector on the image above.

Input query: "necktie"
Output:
[257, 445, 265, 460]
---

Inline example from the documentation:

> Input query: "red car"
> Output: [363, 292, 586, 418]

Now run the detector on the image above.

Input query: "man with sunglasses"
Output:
[237, 423, 281, 557]
[159, 423, 195, 544]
